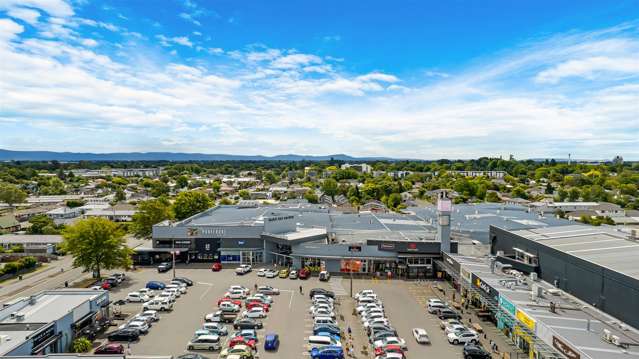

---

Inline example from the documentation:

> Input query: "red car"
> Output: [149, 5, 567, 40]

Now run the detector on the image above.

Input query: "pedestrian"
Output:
[64, 281, 68, 288]
[254, 283, 258, 292]
[348, 346, 354, 357]
[347, 326, 352, 337]
[299, 285, 303, 294]
[126, 342, 131, 357]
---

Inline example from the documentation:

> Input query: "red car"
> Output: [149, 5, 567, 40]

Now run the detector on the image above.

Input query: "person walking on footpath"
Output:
[299, 285, 303, 294]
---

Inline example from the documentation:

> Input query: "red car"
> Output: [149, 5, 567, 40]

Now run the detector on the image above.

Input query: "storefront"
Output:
[497, 295, 517, 340]
[514, 308, 537, 359]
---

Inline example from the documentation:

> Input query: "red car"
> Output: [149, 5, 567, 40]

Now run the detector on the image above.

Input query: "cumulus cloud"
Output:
[7, 7, 41, 25]
[0, 0, 73, 18]
[535, 56, 639, 84]
[0, 18, 23, 41]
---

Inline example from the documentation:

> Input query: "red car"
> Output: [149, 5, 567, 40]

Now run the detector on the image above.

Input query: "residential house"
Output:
[0, 214, 20, 234]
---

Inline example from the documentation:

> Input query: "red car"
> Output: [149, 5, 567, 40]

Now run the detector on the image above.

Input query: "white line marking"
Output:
[199, 285, 213, 301]
[289, 290, 294, 309]
[197, 282, 213, 286]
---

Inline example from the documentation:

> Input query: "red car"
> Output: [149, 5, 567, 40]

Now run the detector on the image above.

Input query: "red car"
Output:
[298, 268, 310, 279]
[211, 262, 222, 271]
[374, 344, 405, 357]
[94, 343, 124, 354]
[218, 298, 243, 307]
[246, 301, 269, 312]
[101, 281, 111, 290]
[228, 336, 257, 349]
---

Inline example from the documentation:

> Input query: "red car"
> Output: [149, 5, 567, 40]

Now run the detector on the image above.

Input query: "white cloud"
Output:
[156, 34, 193, 47]
[0, 0, 74, 17]
[172, 36, 192, 47]
[179, 12, 201, 26]
[535, 56, 639, 84]
[0, 18, 23, 41]
[81, 38, 97, 47]
[270, 53, 322, 69]
[7, 7, 41, 25]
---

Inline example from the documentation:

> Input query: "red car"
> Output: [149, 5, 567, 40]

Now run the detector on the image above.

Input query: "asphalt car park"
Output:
[97, 267, 487, 358]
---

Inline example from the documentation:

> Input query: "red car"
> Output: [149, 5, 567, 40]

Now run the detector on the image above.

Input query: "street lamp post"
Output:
[172, 238, 176, 279]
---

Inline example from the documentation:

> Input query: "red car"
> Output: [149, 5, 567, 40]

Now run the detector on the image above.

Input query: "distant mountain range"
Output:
[0, 149, 397, 162]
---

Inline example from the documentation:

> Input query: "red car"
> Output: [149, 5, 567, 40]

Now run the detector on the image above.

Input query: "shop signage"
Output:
[407, 243, 418, 251]
[379, 243, 395, 250]
[32, 324, 55, 348]
[516, 309, 536, 331]
[460, 268, 471, 283]
[553, 336, 580, 359]
[267, 215, 294, 222]
[174, 240, 191, 247]
[443, 252, 461, 272]
[471, 273, 498, 301]
[498, 296, 516, 316]
[238, 241, 245, 246]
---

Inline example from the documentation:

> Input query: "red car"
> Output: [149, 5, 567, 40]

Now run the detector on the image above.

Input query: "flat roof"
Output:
[510, 225, 639, 280]
[449, 254, 639, 359]
[0, 235, 62, 245]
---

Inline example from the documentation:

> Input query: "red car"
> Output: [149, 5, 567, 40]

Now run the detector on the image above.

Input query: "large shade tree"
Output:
[0, 182, 27, 208]
[62, 217, 132, 278]
[172, 190, 213, 220]
[131, 198, 173, 238]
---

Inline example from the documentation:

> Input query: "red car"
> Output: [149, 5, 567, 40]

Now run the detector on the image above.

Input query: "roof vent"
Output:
[28, 296, 36, 305]
[15, 313, 25, 321]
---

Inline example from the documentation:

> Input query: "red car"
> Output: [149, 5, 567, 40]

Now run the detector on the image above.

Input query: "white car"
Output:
[156, 291, 176, 303]
[242, 307, 267, 318]
[447, 331, 479, 345]
[361, 312, 385, 323]
[356, 303, 383, 314]
[120, 320, 149, 334]
[265, 269, 278, 278]
[427, 302, 447, 314]
[312, 308, 335, 318]
[187, 335, 221, 351]
[445, 324, 468, 335]
[256, 268, 267, 277]
[168, 283, 187, 293]
[375, 353, 404, 359]
[363, 317, 390, 328]
[355, 289, 376, 300]
[165, 287, 182, 298]
[373, 336, 407, 350]
[139, 310, 159, 322]
[428, 298, 444, 305]
[126, 292, 150, 303]
[139, 288, 155, 297]
[235, 264, 252, 275]
[257, 285, 280, 295]
[309, 304, 334, 313]
[252, 293, 273, 302]
[143, 299, 173, 311]
[312, 294, 334, 303]
[205, 310, 223, 322]
[225, 290, 246, 300]
[412, 328, 430, 344]
[219, 302, 240, 312]
[440, 318, 463, 330]
[228, 285, 250, 295]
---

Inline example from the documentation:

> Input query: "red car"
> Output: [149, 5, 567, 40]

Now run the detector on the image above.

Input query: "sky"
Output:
[0, 0, 638, 160]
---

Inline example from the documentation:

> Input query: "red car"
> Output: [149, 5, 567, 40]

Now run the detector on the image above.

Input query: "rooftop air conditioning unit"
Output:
[612, 335, 622, 346]
[15, 313, 25, 321]
[530, 272, 539, 281]
[547, 288, 562, 296]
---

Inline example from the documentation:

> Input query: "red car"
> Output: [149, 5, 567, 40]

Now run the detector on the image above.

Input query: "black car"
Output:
[368, 323, 396, 337]
[309, 288, 335, 299]
[464, 344, 492, 359]
[438, 309, 461, 320]
[173, 277, 193, 286]
[158, 262, 173, 273]
[104, 277, 119, 287]
[108, 328, 140, 342]
[233, 318, 263, 330]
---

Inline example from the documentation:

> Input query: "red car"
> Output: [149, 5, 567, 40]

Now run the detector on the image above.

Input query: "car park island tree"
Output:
[62, 217, 133, 279]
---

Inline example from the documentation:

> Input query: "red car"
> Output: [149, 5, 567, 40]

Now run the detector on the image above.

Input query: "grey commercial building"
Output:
[490, 224, 639, 331]
[0, 290, 110, 356]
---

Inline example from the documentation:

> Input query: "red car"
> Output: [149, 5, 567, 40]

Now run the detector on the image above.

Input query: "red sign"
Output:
[407, 243, 418, 251]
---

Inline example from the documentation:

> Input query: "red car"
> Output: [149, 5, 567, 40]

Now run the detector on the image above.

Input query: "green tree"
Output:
[176, 175, 189, 189]
[150, 180, 169, 197]
[219, 197, 234, 205]
[62, 217, 132, 278]
[568, 188, 580, 201]
[114, 188, 126, 202]
[71, 337, 92, 353]
[131, 198, 172, 238]
[65, 199, 86, 208]
[0, 182, 27, 208]
[28, 214, 59, 234]
[172, 191, 213, 220]
[485, 191, 501, 202]
[386, 193, 402, 209]
[321, 178, 339, 201]
[40, 177, 66, 195]
[304, 190, 319, 204]
[238, 189, 250, 200]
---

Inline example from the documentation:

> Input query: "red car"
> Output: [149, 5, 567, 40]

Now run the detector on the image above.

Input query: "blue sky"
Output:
[0, 0, 638, 159]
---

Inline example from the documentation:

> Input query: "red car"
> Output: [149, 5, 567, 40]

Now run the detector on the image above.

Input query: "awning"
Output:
[31, 333, 62, 354]
[72, 312, 96, 329]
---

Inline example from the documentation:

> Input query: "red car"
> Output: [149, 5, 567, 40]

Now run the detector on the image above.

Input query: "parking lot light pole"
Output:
[172, 238, 176, 279]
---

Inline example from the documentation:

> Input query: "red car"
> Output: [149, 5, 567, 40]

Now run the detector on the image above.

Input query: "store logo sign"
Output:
[516, 309, 536, 331]
[553, 336, 580, 359]
[380, 243, 395, 250]
[499, 296, 516, 315]
[407, 243, 418, 251]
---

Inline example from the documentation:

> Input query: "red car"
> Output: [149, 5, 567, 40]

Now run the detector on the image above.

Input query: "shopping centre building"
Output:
[141, 199, 571, 279]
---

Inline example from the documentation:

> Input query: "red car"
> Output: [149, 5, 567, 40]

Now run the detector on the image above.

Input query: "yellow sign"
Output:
[516, 309, 536, 331]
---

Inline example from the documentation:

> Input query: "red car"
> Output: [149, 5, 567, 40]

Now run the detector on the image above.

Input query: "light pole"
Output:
[172, 238, 176, 279]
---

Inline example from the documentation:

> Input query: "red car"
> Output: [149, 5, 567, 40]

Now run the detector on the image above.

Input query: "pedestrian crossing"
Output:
[329, 277, 348, 296]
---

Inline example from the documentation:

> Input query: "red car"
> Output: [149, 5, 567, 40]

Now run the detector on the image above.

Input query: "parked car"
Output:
[256, 268, 267, 277]
[143, 299, 173, 311]
[205, 311, 222, 323]
[264, 333, 280, 351]
[139, 310, 160, 322]
[228, 335, 257, 350]
[100, 281, 111, 290]
[177, 354, 209, 359]
[235, 264, 252, 275]
[218, 297, 243, 307]
[119, 320, 149, 334]
[257, 285, 280, 295]
[298, 268, 310, 279]
[447, 331, 479, 345]
[319, 271, 330, 281]
[211, 262, 223, 271]
[441, 318, 463, 330]
[289, 270, 298, 279]
[157, 262, 173, 273]
[242, 307, 267, 318]
[138, 288, 155, 297]
[427, 301, 447, 314]
[94, 343, 124, 354]
[104, 277, 119, 287]
[463, 344, 492, 359]
[221, 312, 239, 323]
[219, 344, 254, 359]
[373, 337, 407, 350]
[126, 292, 150, 303]
[173, 276, 194, 286]
[202, 322, 228, 336]
[233, 318, 263, 330]
[310, 288, 335, 299]
[265, 269, 278, 278]
[219, 302, 241, 313]
[310, 345, 343, 359]
[374, 344, 405, 357]
[232, 329, 258, 343]
[108, 328, 140, 342]
[146, 281, 166, 290]
[438, 309, 461, 320]
[412, 328, 430, 344]
[278, 268, 289, 278]
[313, 324, 341, 336]
[225, 290, 247, 299]
[187, 335, 221, 351]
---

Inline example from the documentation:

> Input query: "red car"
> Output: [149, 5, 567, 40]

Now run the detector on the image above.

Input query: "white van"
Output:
[308, 335, 342, 348]
[314, 317, 337, 326]
[187, 335, 221, 351]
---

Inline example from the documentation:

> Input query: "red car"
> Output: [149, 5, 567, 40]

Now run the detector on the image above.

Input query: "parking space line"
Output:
[198, 285, 213, 301]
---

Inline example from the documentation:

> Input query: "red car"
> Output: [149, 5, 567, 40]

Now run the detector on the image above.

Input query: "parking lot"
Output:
[98, 267, 484, 358]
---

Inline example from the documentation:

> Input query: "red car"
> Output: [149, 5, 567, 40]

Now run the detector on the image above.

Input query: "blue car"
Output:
[316, 332, 341, 342]
[146, 281, 166, 290]
[264, 333, 279, 351]
[310, 345, 343, 359]
[313, 325, 340, 336]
